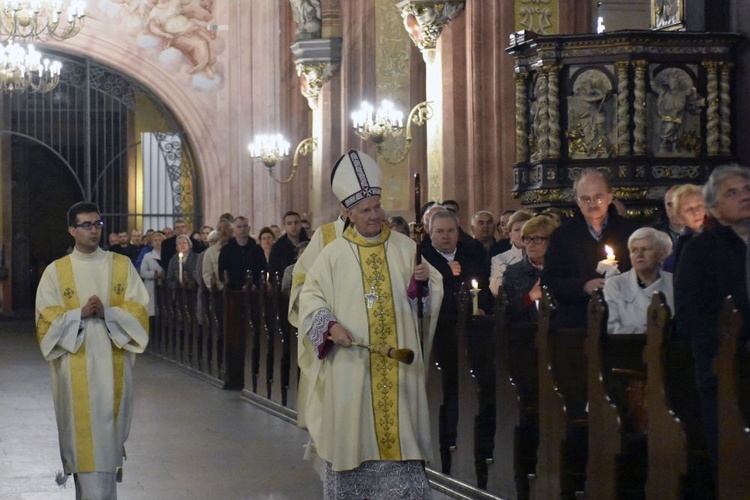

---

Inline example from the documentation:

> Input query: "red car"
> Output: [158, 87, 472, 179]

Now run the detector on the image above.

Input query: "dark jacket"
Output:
[267, 230, 309, 280]
[675, 222, 750, 388]
[422, 240, 491, 318]
[541, 204, 640, 327]
[502, 257, 542, 326]
[218, 237, 267, 290]
[161, 235, 178, 270]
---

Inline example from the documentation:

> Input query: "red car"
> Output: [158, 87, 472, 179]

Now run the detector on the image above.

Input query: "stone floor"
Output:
[0, 320, 450, 499]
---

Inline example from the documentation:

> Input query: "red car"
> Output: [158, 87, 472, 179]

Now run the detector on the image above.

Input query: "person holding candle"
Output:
[502, 215, 560, 326]
[166, 234, 198, 290]
[541, 170, 640, 327]
[603, 227, 673, 333]
[140, 231, 165, 318]
[421, 208, 490, 474]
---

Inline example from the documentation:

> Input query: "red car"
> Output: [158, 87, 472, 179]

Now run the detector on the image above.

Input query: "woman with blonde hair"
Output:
[663, 184, 706, 273]
[489, 210, 534, 295]
[502, 215, 560, 324]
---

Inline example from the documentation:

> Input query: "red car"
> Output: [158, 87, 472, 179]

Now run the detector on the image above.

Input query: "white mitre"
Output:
[330, 149, 382, 208]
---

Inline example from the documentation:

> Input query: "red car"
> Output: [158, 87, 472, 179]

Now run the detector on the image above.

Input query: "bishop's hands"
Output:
[81, 295, 104, 319]
[329, 322, 355, 347]
[413, 262, 430, 281]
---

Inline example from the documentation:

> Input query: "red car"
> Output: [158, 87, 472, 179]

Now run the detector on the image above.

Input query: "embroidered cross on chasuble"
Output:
[343, 225, 402, 460]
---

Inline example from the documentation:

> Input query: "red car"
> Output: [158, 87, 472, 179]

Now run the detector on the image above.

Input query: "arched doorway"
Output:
[5, 52, 201, 313]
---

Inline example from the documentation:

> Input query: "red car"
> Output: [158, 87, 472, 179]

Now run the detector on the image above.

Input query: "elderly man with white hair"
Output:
[603, 227, 673, 333]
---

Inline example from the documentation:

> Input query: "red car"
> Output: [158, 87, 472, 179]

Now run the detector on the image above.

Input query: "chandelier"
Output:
[0, 41, 61, 94]
[0, 1, 86, 42]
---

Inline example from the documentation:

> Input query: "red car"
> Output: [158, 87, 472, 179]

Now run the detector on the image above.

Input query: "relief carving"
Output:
[566, 69, 613, 159]
[651, 67, 705, 155]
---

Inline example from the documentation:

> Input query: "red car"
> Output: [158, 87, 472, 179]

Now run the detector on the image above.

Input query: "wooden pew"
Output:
[643, 291, 714, 498]
[224, 277, 255, 390]
[452, 285, 497, 489]
[531, 287, 588, 499]
[642, 291, 685, 499]
[584, 290, 646, 499]
[716, 296, 750, 499]
[493, 290, 539, 500]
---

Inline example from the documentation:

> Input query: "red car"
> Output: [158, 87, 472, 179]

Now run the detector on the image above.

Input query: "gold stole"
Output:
[36, 253, 132, 472]
[343, 225, 401, 460]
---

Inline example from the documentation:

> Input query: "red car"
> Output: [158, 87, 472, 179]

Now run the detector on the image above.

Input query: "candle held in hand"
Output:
[605, 245, 616, 262]
[471, 279, 479, 315]
[178, 252, 184, 284]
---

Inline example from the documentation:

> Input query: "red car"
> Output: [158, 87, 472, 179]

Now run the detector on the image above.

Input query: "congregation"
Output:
[38, 157, 750, 499]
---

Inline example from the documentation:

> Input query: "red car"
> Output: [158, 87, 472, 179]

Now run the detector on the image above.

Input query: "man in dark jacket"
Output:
[422, 208, 490, 474]
[541, 171, 640, 327]
[268, 211, 309, 280]
[675, 164, 750, 477]
[218, 216, 266, 290]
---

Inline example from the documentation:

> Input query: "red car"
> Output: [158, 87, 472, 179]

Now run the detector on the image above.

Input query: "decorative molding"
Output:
[396, 0, 466, 54]
[515, 0, 559, 35]
[651, 165, 702, 179]
[291, 38, 342, 110]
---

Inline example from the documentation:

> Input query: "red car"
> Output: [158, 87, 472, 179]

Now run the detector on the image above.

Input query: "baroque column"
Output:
[290, 0, 342, 226]
[397, 0, 466, 201]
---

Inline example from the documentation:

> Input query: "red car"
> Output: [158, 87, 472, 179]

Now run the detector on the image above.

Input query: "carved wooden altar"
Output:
[506, 30, 741, 217]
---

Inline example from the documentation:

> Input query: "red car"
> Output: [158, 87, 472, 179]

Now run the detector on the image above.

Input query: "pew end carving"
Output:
[717, 296, 750, 499]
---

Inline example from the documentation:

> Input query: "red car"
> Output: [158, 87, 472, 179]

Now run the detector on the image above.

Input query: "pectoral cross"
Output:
[365, 285, 379, 309]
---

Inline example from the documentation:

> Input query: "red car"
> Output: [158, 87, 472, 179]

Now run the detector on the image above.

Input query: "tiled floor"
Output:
[0, 320, 451, 500]
[0, 319, 321, 499]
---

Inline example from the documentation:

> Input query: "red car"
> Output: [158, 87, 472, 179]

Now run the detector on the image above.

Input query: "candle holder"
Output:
[351, 99, 433, 164]
[248, 135, 318, 184]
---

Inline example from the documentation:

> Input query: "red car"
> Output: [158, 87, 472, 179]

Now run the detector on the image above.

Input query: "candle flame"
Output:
[604, 245, 614, 257]
[471, 279, 478, 289]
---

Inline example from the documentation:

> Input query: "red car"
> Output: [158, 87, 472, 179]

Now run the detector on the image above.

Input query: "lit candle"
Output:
[178, 252, 184, 284]
[471, 279, 479, 315]
[266, 271, 270, 283]
[605, 245, 616, 262]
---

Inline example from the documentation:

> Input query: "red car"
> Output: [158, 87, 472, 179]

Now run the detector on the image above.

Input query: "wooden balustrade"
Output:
[146, 274, 750, 499]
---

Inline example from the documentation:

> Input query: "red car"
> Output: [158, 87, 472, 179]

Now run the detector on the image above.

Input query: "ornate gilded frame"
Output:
[651, 0, 685, 31]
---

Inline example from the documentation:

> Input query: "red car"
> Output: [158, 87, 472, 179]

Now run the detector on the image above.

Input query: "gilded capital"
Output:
[396, 0, 466, 52]
[295, 61, 340, 109]
[291, 38, 342, 110]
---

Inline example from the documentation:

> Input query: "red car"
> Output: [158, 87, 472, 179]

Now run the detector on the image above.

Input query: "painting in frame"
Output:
[652, 0, 685, 30]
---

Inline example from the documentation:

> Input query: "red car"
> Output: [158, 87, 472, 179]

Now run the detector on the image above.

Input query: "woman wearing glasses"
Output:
[502, 215, 560, 325]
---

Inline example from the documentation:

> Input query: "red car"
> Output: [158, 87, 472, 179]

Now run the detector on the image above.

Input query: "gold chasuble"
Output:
[298, 224, 443, 472]
[35, 248, 149, 476]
